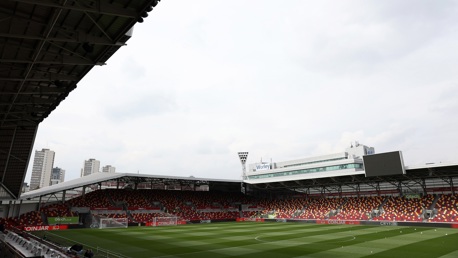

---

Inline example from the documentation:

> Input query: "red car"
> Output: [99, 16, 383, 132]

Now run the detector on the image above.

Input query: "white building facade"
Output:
[102, 165, 116, 173]
[81, 158, 100, 177]
[245, 143, 374, 184]
[51, 167, 66, 185]
[30, 149, 55, 190]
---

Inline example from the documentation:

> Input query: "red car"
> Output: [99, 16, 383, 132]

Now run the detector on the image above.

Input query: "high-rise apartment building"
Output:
[51, 167, 65, 185]
[30, 149, 55, 190]
[81, 158, 100, 177]
[102, 165, 116, 173]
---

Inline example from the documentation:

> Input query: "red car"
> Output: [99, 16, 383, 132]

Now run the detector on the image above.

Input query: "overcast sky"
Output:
[25, 0, 458, 183]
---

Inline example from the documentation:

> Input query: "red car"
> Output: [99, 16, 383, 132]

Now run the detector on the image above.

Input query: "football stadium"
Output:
[1, 1, 458, 258]
[2, 143, 457, 257]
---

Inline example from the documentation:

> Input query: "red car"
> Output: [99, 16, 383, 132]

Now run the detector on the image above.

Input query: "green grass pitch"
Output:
[34, 222, 458, 258]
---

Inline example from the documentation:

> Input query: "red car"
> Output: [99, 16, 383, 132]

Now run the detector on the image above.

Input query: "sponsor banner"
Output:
[254, 163, 271, 171]
[157, 221, 176, 226]
[23, 225, 68, 232]
[48, 217, 79, 225]
[316, 220, 360, 225]
[200, 220, 211, 224]
[275, 219, 286, 223]
[272, 219, 457, 229]
[146, 220, 186, 226]
[236, 218, 264, 222]
[362, 220, 458, 229]
[187, 219, 236, 224]
[278, 219, 316, 223]
[379, 221, 398, 226]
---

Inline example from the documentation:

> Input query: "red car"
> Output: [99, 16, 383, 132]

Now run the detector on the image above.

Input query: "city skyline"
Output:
[28, 149, 117, 186]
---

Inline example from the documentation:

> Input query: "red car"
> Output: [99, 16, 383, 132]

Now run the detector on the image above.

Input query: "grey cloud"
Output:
[25, 0, 458, 182]
[105, 92, 177, 122]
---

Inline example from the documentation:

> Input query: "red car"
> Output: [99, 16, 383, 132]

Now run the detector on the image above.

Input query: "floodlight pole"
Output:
[238, 152, 248, 194]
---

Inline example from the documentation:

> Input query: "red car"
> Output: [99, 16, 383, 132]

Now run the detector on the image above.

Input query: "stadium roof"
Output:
[19, 162, 458, 201]
[248, 162, 458, 195]
[0, 0, 161, 200]
[20, 172, 242, 200]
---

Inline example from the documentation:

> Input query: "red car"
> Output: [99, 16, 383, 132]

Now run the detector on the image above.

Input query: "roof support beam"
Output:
[11, 0, 138, 18]
[0, 76, 78, 82]
[0, 99, 52, 105]
[3, 0, 68, 128]
[83, 11, 114, 42]
[0, 57, 105, 65]
[0, 32, 125, 46]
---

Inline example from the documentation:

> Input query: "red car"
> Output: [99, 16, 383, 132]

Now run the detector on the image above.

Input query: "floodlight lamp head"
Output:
[238, 152, 249, 165]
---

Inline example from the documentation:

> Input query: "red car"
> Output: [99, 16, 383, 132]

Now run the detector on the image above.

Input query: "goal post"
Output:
[99, 217, 128, 229]
[153, 217, 178, 227]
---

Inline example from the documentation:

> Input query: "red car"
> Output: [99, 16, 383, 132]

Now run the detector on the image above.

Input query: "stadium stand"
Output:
[7, 190, 458, 225]
[430, 194, 458, 222]
[41, 203, 76, 218]
[67, 190, 113, 209]
[372, 195, 435, 222]
[18, 211, 43, 227]
[333, 196, 384, 220]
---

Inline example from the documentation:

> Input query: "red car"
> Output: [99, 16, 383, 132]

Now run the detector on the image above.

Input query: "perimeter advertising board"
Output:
[48, 217, 79, 225]
[23, 225, 68, 231]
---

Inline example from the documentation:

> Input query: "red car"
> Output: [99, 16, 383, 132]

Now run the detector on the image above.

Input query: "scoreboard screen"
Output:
[363, 151, 405, 177]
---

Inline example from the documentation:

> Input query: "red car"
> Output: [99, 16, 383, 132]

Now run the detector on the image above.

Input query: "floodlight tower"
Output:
[238, 152, 249, 194]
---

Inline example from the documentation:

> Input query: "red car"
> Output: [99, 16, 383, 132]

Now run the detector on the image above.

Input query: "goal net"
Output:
[99, 217, 128, 229]
[153, 217, 178, 227]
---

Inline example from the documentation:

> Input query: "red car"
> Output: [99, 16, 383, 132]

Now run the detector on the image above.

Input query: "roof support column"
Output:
[16, 199, 23, 219]
[6, 201, 12, 218]
[450, 177, 455, 195]
[61, 190, 66, 202]
[376, 182, 380, 196]
[12, 200, 18, 218]
[306, 187, 310, 200]
[421, 178, 427, 196]
[356, 183, 360, 198]
[15, 201, 20, 219]
[38, 196, 42, 210]
[338, 185, 342, 198]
